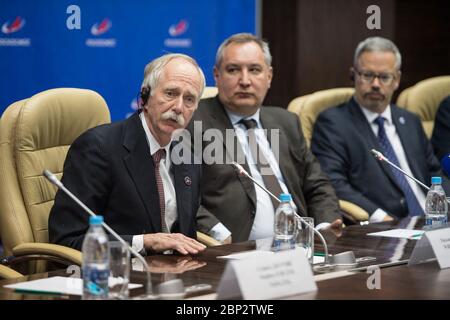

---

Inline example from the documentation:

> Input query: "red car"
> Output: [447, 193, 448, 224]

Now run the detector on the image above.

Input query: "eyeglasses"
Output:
[354, 69, 396, 85]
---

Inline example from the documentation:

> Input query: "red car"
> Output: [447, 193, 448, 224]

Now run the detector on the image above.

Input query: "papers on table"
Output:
[367, 229, 424, 240]
[217, 249, 325, 264]
[4, 276, 142, 296]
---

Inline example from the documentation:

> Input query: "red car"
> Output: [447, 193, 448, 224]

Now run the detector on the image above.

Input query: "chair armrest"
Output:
[339, 200, 370, 222]
[0, 264, 23, 279]
[196, 231, 221, 247]
[12, 243, 82, 266]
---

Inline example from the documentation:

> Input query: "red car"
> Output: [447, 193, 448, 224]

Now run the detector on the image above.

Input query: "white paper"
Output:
[217, 248, 317, 300]
[367, 229, 424, 239]
[217, 249, 325, 264]
[4, 276, 142, 296]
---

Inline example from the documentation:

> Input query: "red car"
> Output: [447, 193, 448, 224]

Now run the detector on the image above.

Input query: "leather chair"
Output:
[397, 76, 450, 138]
[0, 264, 23, 279]
[288, 88, 369, 223]
[0, 88, 111, 273]
[201, 86, 218, 99]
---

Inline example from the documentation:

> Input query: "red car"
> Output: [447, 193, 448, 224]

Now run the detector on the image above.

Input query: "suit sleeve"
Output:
[292, 116, 342, 224]
[48, 129, 133, 251]
[431, 96, 450, 161]
[311, 112, 380, 215]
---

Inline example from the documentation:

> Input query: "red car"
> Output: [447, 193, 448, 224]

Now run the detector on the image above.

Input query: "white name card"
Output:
[217, 248, 317, 300]
[408, 226, 450, 269]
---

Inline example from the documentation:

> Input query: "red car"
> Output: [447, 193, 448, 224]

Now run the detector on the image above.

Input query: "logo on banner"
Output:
[86, 18, 116, 48]
[1, 16, 26, 34]
[164, 19, 192, 48]
[91, 18, 112, 36]
[0, 16, 31, 47]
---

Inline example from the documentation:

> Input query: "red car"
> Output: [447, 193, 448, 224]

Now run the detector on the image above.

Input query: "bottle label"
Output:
[83, 265, 109, 298]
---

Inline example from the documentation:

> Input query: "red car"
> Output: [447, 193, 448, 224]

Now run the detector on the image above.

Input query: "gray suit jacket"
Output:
[187, 97, 341, 242]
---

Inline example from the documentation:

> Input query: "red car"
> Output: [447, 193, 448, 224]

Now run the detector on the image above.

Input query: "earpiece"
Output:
[140, 86, 150, 107]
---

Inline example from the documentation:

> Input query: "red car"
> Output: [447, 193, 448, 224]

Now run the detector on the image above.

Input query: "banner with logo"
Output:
[0, 0, 257, 120]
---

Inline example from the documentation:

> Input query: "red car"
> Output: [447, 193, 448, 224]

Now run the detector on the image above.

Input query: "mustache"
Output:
[161, 110, 185, 126]
[364, 91, 385, 99]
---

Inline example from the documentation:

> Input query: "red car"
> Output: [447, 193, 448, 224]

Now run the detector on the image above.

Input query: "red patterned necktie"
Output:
[152, 149, 169, 232]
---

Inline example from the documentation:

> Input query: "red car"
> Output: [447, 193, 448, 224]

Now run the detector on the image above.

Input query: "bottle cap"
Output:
[89, 215, 104, 225]
[279, 193, 292, 202]
[431, 176, 442, 185]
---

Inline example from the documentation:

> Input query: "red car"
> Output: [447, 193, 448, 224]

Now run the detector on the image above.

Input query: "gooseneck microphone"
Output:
[370, 149, 430, 191]
[43, 170, 156, 299]
[230, 162, 333, 266]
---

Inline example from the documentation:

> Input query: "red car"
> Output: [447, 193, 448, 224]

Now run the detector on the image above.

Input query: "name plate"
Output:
[408, 226, 450, 269]
[217, 248, 317, 300]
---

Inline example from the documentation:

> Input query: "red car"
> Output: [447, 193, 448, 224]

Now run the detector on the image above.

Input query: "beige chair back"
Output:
[288, 88, 354, 146]
[0, 88, 111, 256]
[201, 86, 218, 99]
[397, 76, 450, 138]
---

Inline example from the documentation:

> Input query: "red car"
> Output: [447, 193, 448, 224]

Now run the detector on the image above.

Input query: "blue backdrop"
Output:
[0, 0, 257, 120]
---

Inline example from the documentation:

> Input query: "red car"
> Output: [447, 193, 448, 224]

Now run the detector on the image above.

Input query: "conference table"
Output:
[1, 217, 449, 300]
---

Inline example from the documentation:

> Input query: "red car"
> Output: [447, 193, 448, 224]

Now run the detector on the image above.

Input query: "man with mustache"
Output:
[188, 33, 342, 243]
[49, 53, 206, 255]
[311, 37, 449, 221]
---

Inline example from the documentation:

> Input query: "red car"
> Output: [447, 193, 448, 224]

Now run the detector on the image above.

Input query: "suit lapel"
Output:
[391, 106, 425, 183]
[171, 143, 193, 234]
[348, 99, 402, 191]
[260, 109, 307, 216]
[122, 113, 161, 232]
[208, 98, 257, 208]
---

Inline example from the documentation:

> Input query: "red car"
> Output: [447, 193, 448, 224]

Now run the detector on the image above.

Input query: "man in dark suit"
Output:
[431, 96, 450, 161]
[312, 37, 449, 222]
[49, 54, 206, 255]
[188, 33, 342, 243]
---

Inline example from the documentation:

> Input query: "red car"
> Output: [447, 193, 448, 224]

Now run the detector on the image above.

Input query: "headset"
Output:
[139, 86, 151, 107]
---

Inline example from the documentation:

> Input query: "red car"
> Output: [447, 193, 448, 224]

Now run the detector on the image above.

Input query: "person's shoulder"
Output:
[263, 105, 297, 119]
[73, 115, 130, 147]
[316, 101, 350, 122]
[391, 104, 422, 123]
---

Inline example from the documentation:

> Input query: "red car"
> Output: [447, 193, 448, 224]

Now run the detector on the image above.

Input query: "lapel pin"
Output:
[184, 176, 192, 186]
[399, 116, 405, 124]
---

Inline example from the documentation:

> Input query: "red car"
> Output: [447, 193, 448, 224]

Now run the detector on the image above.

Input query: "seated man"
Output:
[188, 33, 342, 243]
[49, 53, 207, 255]
[431, 96, 450, 161]
[312, 37, 449, 222]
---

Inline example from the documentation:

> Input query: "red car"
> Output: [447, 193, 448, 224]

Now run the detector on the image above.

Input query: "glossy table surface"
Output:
[1, 217, 449, 300]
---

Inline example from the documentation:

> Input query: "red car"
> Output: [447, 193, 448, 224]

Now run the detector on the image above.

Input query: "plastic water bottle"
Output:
[424, 176, 448, 229]
[273, 193, 298, 250]
[82, 215, 110, 300]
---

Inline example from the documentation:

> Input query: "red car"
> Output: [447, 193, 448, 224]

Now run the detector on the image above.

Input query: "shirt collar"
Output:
[358, 103, 393, 126]
[225, 108, 262, 129]
[139, 112, 171, 156]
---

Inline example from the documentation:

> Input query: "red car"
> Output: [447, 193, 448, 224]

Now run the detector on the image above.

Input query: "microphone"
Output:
[370, 149, 430, 191]
[230, 162, 336, 267]
[441, 154, 450, 177]
[43, 170, 156, 299]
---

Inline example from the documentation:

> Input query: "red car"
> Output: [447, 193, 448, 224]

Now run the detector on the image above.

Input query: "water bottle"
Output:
[82, 215, 110, 299]
[273, 193, 298, 250]
[424, 176, 448, 229]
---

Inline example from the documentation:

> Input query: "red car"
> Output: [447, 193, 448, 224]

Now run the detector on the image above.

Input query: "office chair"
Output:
[0, 88, 111, 273]
[201, 86, 218, 99]
[397, 76, 450, 138]
[288, 88, 369, 223]
[0, 264, 23, 279]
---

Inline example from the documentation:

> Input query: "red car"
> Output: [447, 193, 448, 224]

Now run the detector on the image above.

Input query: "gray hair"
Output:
[354, 37, 402, 70]
[215, 33, 272, 68]
[141, 53, 206, 98]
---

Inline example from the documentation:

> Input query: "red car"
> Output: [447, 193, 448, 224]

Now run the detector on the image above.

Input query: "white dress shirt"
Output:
[132, 113, 178, 253]
[210, 109, 294, 241]
[359, 104, 426, 222]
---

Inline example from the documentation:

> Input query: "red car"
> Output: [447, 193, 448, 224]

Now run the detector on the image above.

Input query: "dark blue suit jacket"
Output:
[311, 97, 449, 218]
[431, 96, 450, 161]
[49, 112, 200, 251]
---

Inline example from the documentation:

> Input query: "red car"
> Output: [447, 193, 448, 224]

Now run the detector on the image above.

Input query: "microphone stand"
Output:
[230, 162, 334, 267]
[43, 170, 157, 299]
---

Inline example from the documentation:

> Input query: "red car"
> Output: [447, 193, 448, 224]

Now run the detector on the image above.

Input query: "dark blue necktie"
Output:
[374, 116, 424, 216]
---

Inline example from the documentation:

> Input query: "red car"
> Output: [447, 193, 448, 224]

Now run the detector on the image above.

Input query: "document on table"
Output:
[367, 229, 424, 240]
[4, 276, 142, 296]
[217, 249, 325, 264]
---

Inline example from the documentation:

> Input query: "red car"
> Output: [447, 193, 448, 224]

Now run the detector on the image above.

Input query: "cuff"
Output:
[209, 223, 232, 242]
[369, 208, 388, 223]
[132, 234, 146, 255]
